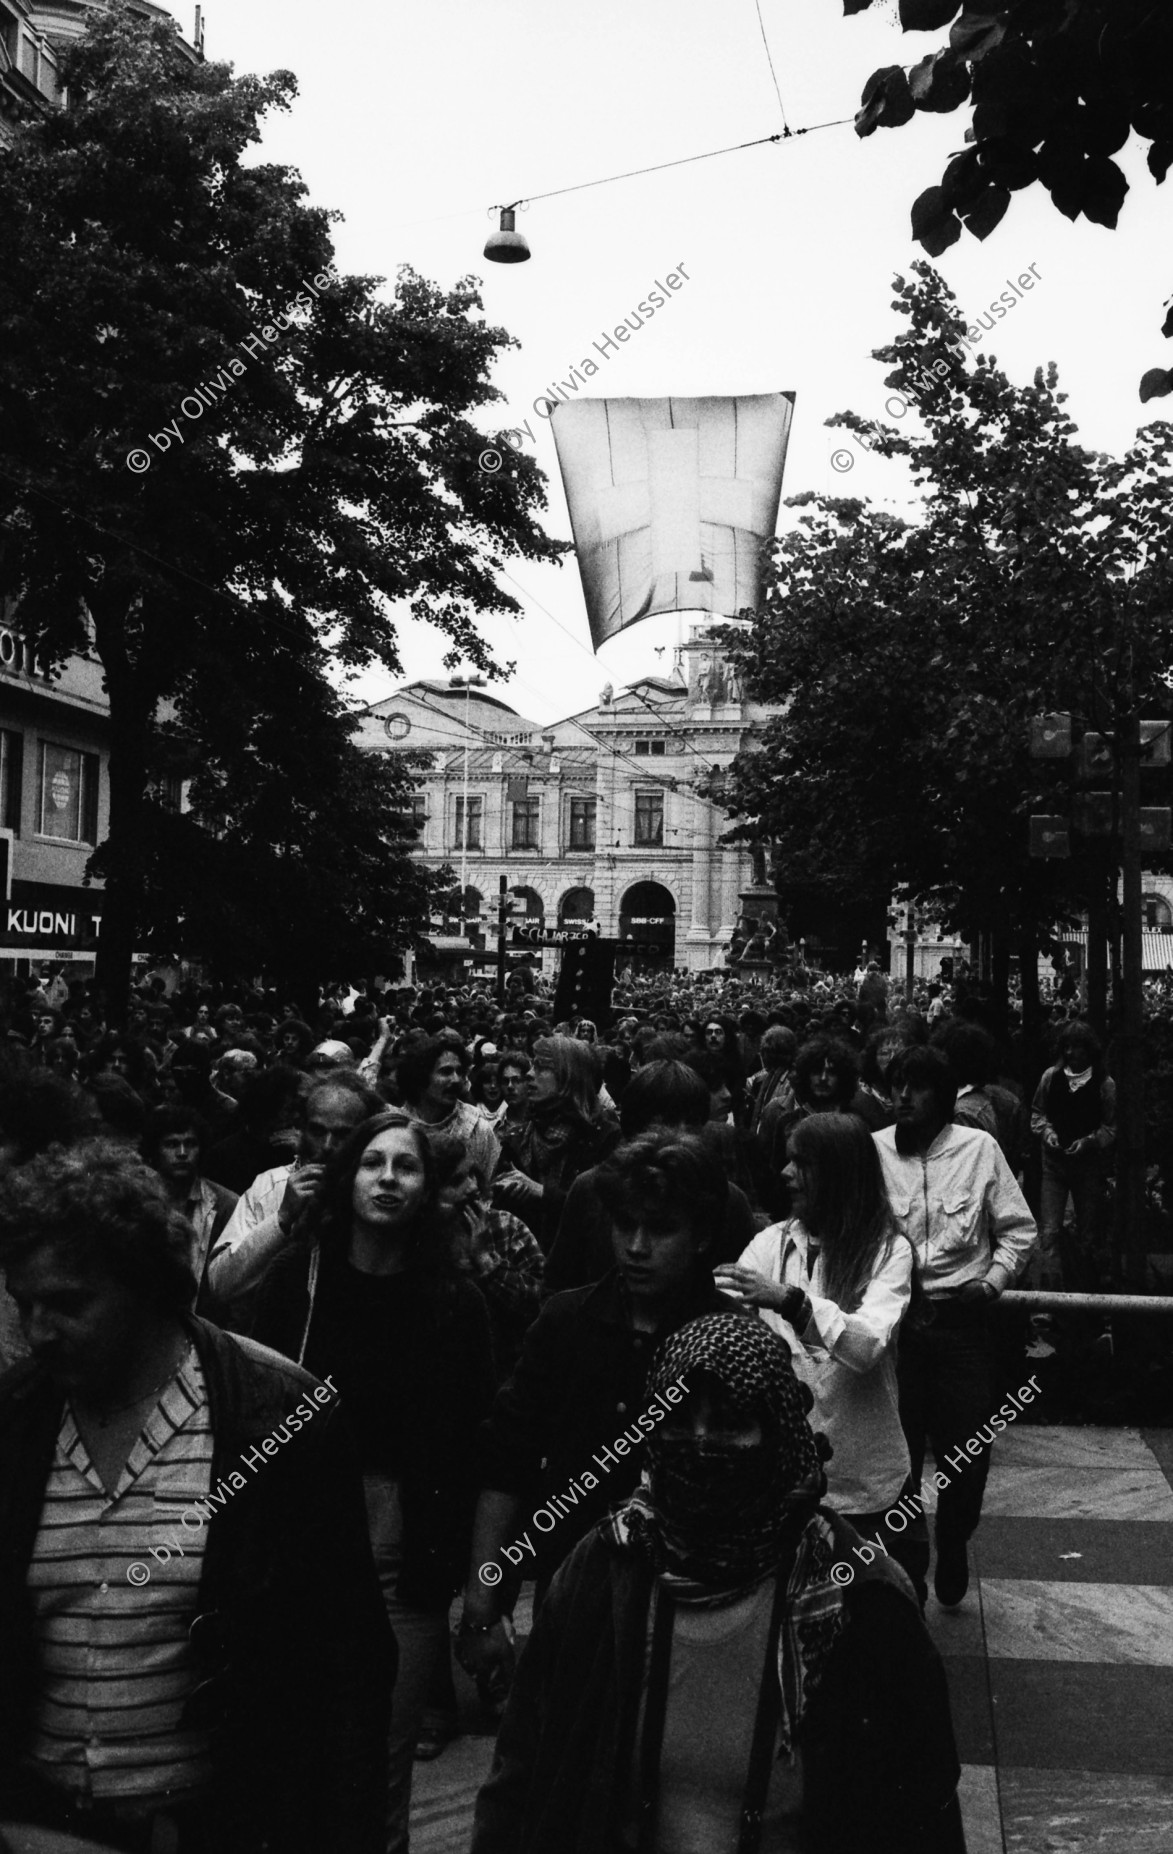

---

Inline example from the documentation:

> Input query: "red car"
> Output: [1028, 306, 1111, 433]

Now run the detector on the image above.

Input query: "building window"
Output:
[454, 795, 482, 850]
[0, 730, 22, 834]
[1144, 894, 1172, 930]
[38, 741, 98, 843]
[634, 791, 664, 847]
[411, 793, 427, 830]
[568, 796, 596, 850]
[633, 739, 666, 756]
[512, 797, 540, 850]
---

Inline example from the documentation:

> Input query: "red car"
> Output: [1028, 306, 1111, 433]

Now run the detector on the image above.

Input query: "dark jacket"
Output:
[0, 1318, 394, 1854]
[478, 1268, 734, 1583]
[498, 1111, 621, 1251]
[253, 1245, 495, 1610]
[543, 1165, 758, 1297]
[471, 1519, 965, 1854]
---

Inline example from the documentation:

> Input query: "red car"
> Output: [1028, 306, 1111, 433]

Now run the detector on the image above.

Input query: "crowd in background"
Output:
[0, 949, 1142, 1853]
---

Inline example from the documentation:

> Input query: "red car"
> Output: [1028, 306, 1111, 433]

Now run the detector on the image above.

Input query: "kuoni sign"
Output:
[0, 880, 103, 949]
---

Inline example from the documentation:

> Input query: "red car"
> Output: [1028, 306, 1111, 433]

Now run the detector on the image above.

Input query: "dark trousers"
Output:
[843, 1474, 930, 1608]
[897, 1306, 997, 1545]
[5, 1769, 211, 1852]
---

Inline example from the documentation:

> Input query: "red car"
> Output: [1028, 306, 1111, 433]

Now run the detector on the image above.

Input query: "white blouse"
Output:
[738, 1219, 912, 1514]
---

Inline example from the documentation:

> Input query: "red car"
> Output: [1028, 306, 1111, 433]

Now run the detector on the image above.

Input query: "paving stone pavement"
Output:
[411, 1427, 1173, 1852]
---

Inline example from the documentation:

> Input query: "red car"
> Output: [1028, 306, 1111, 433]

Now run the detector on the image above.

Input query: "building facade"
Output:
[1, 1, 197, 975]
[0, 600, 111, 972]
[353, 626, 770, 976]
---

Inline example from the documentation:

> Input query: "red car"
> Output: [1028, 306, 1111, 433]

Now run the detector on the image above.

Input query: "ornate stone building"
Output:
[353, 625, 770, 975]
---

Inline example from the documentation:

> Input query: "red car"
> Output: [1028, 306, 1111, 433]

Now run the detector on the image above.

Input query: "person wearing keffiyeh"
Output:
[471, 1313, 966, 1854]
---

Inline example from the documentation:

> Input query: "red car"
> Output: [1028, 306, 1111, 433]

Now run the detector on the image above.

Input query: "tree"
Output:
[114, 646, 447, 996]
[721, 263, 1173, 1035]
[842, 0, 1173, 398]
[0, 1, 562, 1010]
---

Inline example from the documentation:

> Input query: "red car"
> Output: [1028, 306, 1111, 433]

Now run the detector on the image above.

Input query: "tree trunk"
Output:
[1086, 860, 1109, 1039]
[91, 649, 153, 1021]
[990, 933, 1011, 1039]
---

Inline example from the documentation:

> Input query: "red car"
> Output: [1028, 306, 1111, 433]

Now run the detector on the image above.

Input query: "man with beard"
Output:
[875, 1046, 1036, 1609]
[398, 1038, 500, 1182]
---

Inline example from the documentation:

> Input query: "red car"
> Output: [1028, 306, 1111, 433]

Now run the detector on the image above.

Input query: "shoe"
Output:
[933, 1530, 969, 1608]
[413, 1725, 454, 1761]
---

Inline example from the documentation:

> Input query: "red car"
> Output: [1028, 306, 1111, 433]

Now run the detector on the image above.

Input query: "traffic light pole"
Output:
[496, 874, 507, 1007]
[1117, 709, 1146, 1289]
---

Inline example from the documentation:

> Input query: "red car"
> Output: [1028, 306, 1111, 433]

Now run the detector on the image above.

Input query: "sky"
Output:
[200, 0, 1171, 725]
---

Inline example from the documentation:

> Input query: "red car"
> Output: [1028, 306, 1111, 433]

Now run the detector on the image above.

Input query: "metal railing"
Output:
[1000, 1290, 1173, 1316]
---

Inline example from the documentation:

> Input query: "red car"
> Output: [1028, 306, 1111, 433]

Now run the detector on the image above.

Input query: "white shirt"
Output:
[206, 1162, 294, 1303]
[738, 1220, 912, 1514]
[873, 1123, 1037, 1297]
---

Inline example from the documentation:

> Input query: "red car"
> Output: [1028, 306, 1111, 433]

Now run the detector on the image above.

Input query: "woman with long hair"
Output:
[471, 1314, 963, 1854]
[252, 1109, 494, 1854]
[715, 1112, 925, 1599]
[495, 1035, 619, 1249]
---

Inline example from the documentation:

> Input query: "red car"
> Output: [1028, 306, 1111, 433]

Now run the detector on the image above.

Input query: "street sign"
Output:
[512, 923, 599, 946]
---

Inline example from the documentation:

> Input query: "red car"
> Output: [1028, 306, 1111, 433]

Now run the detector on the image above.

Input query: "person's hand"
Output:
[1066, 1136, 1089, 1157]
[454, 1615, 515, 1682]
[948, 1277, 998, 1304]
[714, 1264, 798, 1316]
[1042, 1128, 1062, 1151]
[494, 1170, 543, 1208]
[277, 1164, 326, 1234]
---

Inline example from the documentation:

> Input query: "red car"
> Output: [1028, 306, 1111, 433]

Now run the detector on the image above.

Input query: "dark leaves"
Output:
[909, 48, 972, 112]
[856, 66, 916, 137]
[949, 11, 1006, 60]
[979, 138, 1040, 191]
[900, 0, 962, 28]
[911, 187, 964, 255]
[940, 147, 986, 209]
[960, 181, 1011, 238]
[1148, 142, 1173, 185]
[1139, 369, 1173, 404]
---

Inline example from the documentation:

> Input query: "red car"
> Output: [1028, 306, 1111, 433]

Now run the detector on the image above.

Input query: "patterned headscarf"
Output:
[609, 1312, 846, 1754]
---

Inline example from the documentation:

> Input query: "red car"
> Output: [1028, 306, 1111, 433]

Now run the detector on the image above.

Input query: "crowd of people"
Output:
[0, 949, 1132, 1853]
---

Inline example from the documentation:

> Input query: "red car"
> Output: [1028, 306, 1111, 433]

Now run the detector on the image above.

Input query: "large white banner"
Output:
[551, 392, 794, 650]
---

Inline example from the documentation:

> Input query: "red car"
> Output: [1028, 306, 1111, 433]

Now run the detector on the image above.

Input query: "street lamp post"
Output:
[451, 675, 486, 936]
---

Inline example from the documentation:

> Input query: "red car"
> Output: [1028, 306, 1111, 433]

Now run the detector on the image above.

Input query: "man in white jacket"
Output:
[875, 1045, 1037, 1609]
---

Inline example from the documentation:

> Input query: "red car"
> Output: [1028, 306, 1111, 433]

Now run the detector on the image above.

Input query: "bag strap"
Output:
[736, 1568, 791, 1854]
[635, 1583, 676, 1854]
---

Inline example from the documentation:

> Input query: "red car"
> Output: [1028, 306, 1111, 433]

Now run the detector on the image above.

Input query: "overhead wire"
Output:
[752, 0, 789, 135]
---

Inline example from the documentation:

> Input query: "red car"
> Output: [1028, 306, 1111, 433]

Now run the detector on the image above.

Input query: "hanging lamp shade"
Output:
[484, 206, 530, 263]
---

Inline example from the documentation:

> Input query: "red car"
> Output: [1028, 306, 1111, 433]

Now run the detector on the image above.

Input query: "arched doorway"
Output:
[619, 881, 676, 966]
[511, 886, 545, 924]
[559, 886, 595, 924]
